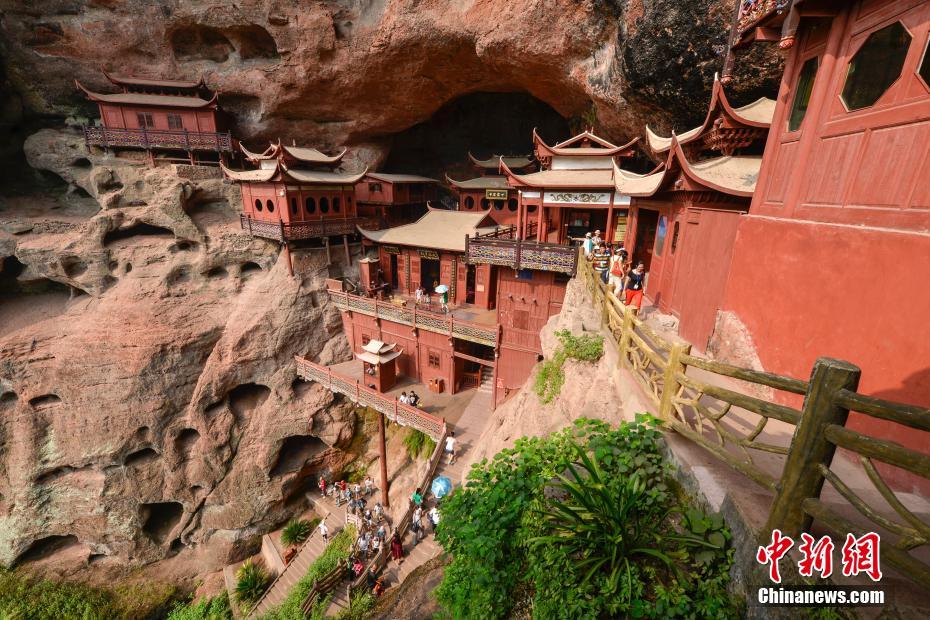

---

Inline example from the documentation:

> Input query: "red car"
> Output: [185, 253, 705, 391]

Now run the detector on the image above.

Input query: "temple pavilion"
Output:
[221, 141, 371, 273]
[354, 172, 440, 227]
[76, 72, 235, 165]
[468, 153, 535, 175]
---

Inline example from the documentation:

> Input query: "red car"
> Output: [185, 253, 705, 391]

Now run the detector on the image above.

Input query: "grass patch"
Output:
[260, 526, 356, 620]
[534, 330, 604, 403]
[166, 592, 232, 620]
[333, 591, 375, 620]
[403, 428, 436, 460]
[0, 569, 177, 620]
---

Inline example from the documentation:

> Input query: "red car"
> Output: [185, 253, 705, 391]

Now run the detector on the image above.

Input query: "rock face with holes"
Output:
[0, 129, 359, 575]
[0, 0, 781, 164]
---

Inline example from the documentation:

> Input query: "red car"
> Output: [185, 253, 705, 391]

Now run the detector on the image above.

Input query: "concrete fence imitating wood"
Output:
[580, 251, 930, 590]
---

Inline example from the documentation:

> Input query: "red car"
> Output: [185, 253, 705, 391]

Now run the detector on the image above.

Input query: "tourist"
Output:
[391, 532, 404, 562]
[444, 431, 456, 465]
[624, 261, 646, 310]
[415, 285, 424, 307]
[345, 556, 356, 580]
[341, 487, 352, 506]
[339, 479, 348, 493]
[371, 534, 381, 556]
[408, 391, 421, 407]
[411, 487, 423, 507]
[377, 523, 387, 540]
[439, 287, 449, 314]
[399, 391, 409, 405]
[593, 243, 610, 284]
[608, 247, 626, 296]
[373, 502, 384, 522]
[412, 506, 424, 543]
[423, 287, 431, 309]
[372, 576, 385, 597]
[592, 229, 603, 246]
[429, 505, 440, 531]
[364, 476, 373, 496]
[582, 232, 595, 257]
[318, 476, 327, 497]
[318, 520, 329, 543]
[358, 533, 369, 556]
[353, 557, 365, 577]
[353, 481, 362, 499]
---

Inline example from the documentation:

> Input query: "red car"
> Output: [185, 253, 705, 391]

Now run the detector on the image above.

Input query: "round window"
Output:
[254, 198, 262, 212]
[320, 197, 330, 214]
[333, 197, 341, 213]
[266, 199, 275, 213]
[464, 196, 475, 209]
[305, 197, 316, 214]
[507, 198, 518, 212]
[480, 198, 490, 210]
[526, 204, 537, 213]
[493, 200, 504, 211]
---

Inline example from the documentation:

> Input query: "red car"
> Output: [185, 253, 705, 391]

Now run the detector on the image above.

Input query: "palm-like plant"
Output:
[280, 518, 312, 547]
[234, 560, 269, 605]
[529, 446, 714, 604]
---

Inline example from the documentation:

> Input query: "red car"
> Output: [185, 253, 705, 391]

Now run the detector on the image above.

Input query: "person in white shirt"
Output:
[428, 506, 440, 531]
[444, 431, 457, 464]
[399, 392, 409, 405]
[318, 521, 329, 543]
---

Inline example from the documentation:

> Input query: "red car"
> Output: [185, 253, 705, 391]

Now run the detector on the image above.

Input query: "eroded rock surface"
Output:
[0, 0, 781, 167]
[0, 129, 359, 576]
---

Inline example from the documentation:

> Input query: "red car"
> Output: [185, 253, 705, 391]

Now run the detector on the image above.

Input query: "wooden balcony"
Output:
[240, 215, 380, 242]
[465, 226, 580, 276]
[326, 288, 498, 347]
[83, 126, 235, 152]
[294, 356, 446, 440]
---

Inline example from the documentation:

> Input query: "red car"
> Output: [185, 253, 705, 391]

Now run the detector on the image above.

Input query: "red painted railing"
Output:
[294, 356, 446, 440]
[240, 215, 380, 242]
[465, 225, 578, 276]
[325, 289, 498, 347]
[83, 125, 235, 152]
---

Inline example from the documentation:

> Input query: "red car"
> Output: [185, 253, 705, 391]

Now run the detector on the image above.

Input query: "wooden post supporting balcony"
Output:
[381, 406, 391, 508]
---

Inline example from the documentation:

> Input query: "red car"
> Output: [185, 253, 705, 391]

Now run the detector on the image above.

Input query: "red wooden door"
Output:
[409, 253, 420, 290]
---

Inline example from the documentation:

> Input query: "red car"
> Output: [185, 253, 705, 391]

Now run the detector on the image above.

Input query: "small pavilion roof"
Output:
[468, 152, 534, 170]
[645, 74, 775, 153]
[75, 81, 218, 108]
[103, 71, 206, 90]
[500, 159, 615, 189]
[533, 128, 639, 159]
[240, 142, 347, 165]
[613, 138, 762, 198]
[362, 340, 396, 355]
[366, 172, 439, 184]
[220, 161, 368, 185]
[358, 208, 497, 252]
[445, 175, 511, 190]
[357, 348, 403, 365]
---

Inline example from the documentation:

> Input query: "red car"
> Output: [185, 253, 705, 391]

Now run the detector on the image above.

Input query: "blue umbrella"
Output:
[431, 475, 453, 499]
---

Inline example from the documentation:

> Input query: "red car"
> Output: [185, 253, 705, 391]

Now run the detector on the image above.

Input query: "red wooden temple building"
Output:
[354, 172, 440, 227]
[221, 141, 371, 272]
[445, 174, 520, 227]
[76, 72, 235, 164]
[468, 153, 535, 176]
[711, 0, 930, 469]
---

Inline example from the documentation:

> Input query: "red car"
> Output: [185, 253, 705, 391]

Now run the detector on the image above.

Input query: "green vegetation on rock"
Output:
[235, 560, 269, 608]
[403, 428, 437, 460]
[534, 330, 604, 403]
[435, 416, 740, 619]
[280, 519, 313, 548]
[166, 592, 232, 620]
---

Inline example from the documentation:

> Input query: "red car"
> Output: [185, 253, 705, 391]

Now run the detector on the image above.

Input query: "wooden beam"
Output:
[753, 27, 782, 42]
[452, 350, 496, 368]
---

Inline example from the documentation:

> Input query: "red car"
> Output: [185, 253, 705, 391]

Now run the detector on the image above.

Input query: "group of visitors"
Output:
[399, 391, 421, 407]
[409, 487, 441, 544]
[414, 282, 450, 313]
[582, 230, 646, 310]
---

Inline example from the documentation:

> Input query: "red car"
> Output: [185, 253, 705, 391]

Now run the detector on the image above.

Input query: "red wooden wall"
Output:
[98, 103, 219, 133]
[240, 183, 357, 224]
[456, 189, 520, 226]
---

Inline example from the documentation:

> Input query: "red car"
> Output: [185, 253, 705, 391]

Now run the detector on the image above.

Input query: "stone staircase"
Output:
[247, 496, 346, 618]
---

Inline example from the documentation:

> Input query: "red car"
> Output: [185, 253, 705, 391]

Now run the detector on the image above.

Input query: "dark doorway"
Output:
[466, 264, 476, 304]
[565, 210, 608, 244]
[389, 253, 398, 288]
[633, 209, 660, 271]
[420, 258, 440, 290]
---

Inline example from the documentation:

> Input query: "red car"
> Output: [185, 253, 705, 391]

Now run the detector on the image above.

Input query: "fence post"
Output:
[617, 306, 634, 369]
[658, 342, 691, 422]
[764, 357, 861, 538]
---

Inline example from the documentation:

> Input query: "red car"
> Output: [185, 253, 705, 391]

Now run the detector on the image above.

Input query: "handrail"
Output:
[240, 215, 379, 242]
[466, 231, 579, 275]
[294, 356, 446, 440]
[83, 125, 235, 152]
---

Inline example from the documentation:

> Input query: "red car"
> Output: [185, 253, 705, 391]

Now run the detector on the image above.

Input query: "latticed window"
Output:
[136, 113, 154, 128]
[428, 351, 440, 368]
[841, 22, 911, 111]
[167, 114, 183, 130]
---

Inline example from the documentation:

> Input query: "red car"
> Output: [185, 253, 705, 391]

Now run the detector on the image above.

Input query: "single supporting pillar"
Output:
[283, 242, 294, 277]
[343, 234, 350, 264]
[378, 412, 390, 508]
[324, 237, 332, 265]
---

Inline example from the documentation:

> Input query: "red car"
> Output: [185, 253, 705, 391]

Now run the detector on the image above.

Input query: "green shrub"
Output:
[261, 526, 356, 620]
[533, 330, 603, 403]
[403, 428, 436, 460]
[435, 416, 740, 620]
[235, 560, 269, 607]
[333, 591, 375, 620]
[280, 519, 312, 548]
[166, 592, 232, 620]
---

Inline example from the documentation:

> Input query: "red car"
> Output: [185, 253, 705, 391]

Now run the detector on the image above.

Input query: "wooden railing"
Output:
[580, 252, 930, 589]
[83, 125, 235, 152]
[325, 289, 498, 347]
[460, 367, 483, 391]
[294, 356, 446, 440]
[348, 423, 449, 599]
[465, 227, 578, 276]
[240, 215, 379, 242]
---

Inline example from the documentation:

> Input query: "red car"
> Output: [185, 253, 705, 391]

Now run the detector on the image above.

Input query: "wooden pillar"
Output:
[283, 242, 294, 277]
[324, 236, 331, 265]
[379, 410, 390, 508]
[764, 358, 860, 537]
[606, 201, 614, 245]
[343, 234, 350, 264]
[536, 203, 544, 241]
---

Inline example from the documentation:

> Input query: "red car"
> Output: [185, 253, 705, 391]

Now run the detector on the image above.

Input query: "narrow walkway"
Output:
[248, 496, 346, 618]
[380, 374, 494, 590]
